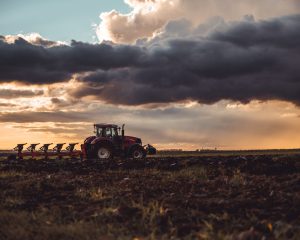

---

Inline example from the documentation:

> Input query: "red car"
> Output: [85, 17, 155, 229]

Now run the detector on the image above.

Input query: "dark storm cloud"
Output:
[0, 15, 300, 105]
[0, 38, 143, 84]
[73, 15, 300, 105]
[210, 15, 300, 49]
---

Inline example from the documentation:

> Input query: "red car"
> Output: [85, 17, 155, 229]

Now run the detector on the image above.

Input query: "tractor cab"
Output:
[93, 124, 123, 150]
[94, 124, 120, 138]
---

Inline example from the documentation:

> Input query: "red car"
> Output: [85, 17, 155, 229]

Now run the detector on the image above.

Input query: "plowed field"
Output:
[0, 154, 299, 239]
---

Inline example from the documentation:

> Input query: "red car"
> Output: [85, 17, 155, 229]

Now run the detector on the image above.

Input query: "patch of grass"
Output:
[75, 187, 109, 201]
[228, 170, 247, 187]
[132, 199, 168, 233]
[0, 171, 23, 179]
[169, 166, 208, 181]
[0, 210, 105, 240]
[2, 196, 25, 208]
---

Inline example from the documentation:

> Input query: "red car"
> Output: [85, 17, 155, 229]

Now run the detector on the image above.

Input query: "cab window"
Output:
[96, 127, 103, 137]
[105, 128, 112, 137]
[105, 127, 118, 137]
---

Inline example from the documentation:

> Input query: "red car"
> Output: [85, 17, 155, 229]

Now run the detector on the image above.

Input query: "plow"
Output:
[11, 143, 82, 160]
[7, 123, 156, 161]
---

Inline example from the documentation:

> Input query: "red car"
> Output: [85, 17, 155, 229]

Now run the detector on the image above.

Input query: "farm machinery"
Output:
[9, 124, 156, 160]
[11, 143, 82, 160]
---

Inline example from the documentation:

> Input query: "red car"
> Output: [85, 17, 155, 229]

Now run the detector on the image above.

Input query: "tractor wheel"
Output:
[96, 145, 113, 160]
[131, 146, 146, 160]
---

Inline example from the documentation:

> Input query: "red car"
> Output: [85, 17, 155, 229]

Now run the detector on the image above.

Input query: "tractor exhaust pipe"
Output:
[121, 124, 125, 150]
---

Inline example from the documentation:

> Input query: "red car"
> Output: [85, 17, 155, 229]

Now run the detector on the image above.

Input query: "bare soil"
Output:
[0, 154, 299, 239]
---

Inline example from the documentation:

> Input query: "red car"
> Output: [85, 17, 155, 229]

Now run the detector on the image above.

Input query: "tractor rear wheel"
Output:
[97, 145, 113, 160]
[131, 146, 146, 160]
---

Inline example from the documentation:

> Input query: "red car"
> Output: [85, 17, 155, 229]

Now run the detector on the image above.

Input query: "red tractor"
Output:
[81, 124, 156, 160]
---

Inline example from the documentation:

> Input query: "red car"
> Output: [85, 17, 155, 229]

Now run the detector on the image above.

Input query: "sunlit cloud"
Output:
[3, 33, 66, 47]
[97, 0, 300, 44]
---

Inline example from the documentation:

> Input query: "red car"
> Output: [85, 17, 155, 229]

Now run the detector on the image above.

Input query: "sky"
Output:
[0, 0, 130, 42]
[0, 0, 300, 150]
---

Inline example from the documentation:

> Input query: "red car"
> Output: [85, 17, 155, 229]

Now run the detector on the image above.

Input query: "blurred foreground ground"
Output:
[0, 153, 299, 239]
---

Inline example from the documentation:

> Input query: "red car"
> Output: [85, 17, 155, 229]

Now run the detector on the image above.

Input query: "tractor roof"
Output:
[94, 123, 118, 128]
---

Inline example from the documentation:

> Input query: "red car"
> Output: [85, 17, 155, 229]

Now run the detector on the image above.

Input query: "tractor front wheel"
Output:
[97, 146, 113, 160]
